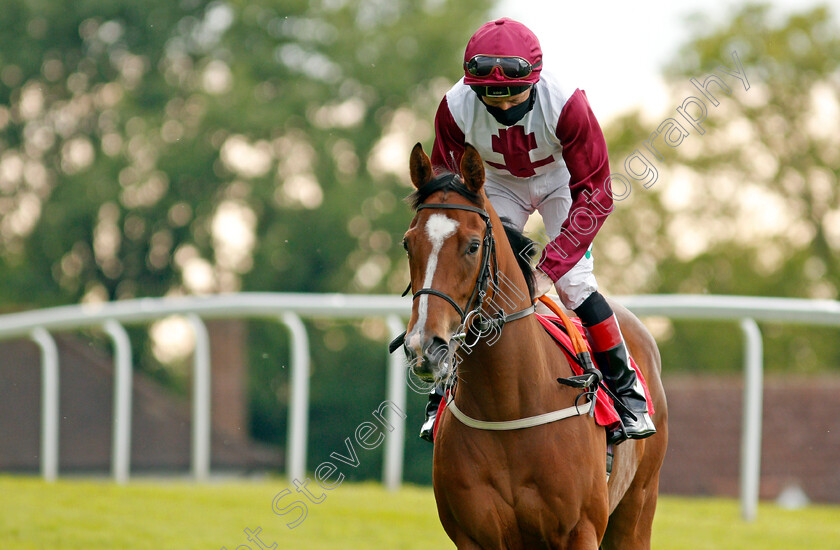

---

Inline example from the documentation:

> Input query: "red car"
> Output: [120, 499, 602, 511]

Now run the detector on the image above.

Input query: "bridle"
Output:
[412, 202, 497, 324]
[388, 199, 535, 354]
[389, 194, 599, 433]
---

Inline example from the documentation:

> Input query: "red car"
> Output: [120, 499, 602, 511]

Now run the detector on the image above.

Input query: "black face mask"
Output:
[482, 88, 537, 126]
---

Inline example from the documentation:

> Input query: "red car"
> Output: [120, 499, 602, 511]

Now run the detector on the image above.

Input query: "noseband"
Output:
[388, 200, 535, 354]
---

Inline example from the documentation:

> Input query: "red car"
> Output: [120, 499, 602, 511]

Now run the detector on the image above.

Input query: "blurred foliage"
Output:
[597, 4, 840, 375]
[0, 0, 491, 478]
[4, 0, 840, 482]
[0, 0, 489, 305]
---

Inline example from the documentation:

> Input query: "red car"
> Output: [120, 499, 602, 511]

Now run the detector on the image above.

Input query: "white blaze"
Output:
[413, 214, 459, 342]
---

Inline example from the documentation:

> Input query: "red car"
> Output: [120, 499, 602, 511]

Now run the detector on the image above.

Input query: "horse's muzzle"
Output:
[404, 335, 451, 382]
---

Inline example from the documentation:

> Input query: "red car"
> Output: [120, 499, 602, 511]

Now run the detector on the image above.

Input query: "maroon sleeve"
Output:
[538, 89, 614, 281]
[430, 96, 465, 175]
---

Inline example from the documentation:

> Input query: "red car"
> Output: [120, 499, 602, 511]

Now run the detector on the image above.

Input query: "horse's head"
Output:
[401, 143, 496, 382]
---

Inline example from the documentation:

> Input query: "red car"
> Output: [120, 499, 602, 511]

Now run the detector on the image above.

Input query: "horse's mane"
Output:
[501, 221, 537, 301]
[407, 172, 537, 300]
[407, 172, 482, 210]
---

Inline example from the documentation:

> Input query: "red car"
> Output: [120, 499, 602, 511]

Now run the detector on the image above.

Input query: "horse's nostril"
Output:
[403, 332, 423, 359]
[425, 337, 450, 365]
[405, 334, 451, 382]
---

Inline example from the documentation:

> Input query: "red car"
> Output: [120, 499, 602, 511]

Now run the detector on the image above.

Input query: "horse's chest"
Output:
[436, 458, 573, 542]
[433, 416, 605, 545]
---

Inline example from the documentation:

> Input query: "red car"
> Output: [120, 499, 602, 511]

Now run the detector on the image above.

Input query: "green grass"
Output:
[1, 475, 839, 549]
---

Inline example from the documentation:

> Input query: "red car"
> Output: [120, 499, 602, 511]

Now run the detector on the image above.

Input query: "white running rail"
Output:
[1, 293, 838, 521]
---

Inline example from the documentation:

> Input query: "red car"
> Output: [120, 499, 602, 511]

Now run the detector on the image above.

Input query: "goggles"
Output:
[464, 55, 541, 79]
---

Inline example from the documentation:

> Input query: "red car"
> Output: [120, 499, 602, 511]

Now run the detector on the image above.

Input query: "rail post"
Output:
[281, 312, 310, 483]
[739, 318, 763, 521]
[31, 328, 59, 482]
[187, 314, 211, 481]
[103, 320, 133, 484]
[383, 316, 408, 491]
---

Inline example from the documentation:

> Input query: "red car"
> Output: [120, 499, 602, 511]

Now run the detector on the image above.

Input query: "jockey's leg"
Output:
[574, 291, 656, 445]
[419, 384, 445, 443]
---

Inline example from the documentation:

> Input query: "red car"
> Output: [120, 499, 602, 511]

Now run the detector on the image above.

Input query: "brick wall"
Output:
[659, 375, 840, 503]
[207, 319, 248, 438]
[0, 335, 280, 472]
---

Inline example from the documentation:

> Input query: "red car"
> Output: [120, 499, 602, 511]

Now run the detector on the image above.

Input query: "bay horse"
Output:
[400, 143, 668, 549]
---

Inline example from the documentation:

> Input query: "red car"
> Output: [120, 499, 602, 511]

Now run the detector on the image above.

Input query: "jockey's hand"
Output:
[534, 269, 554, 298]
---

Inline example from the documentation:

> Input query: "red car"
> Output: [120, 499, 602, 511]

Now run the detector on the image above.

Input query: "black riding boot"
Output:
[575, 293, 656, 445]
[419, 384, 445, 443]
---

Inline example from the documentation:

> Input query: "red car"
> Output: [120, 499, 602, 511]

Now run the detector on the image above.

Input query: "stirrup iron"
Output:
[556, 371, 600, 389]
[557, 349, 602, 390]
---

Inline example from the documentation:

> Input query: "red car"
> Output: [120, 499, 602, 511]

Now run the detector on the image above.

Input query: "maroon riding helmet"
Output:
[463, 18, 542, 97]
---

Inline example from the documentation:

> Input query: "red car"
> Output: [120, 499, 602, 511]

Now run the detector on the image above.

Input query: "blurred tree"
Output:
[14, 0, 837, 480]
[596, 4, 840, 374]
[0, 0, 489, 305]
[0, 0, 492, 471]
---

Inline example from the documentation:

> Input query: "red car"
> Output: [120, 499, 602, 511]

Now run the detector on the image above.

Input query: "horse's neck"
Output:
[455, 307, 564, 419]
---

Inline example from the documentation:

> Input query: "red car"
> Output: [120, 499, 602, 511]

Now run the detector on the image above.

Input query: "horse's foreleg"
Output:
[601, 476, 660, 550]
[566, 520, 602, 550]
[453, 532, 484, 549]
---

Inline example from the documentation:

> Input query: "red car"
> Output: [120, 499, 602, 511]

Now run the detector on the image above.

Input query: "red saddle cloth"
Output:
[535, 313, 655, 428]
[434, 313, 655, 439]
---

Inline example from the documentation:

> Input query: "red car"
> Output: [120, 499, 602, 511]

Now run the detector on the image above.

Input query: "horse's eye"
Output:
[402, 238, 409, 252]
[467, 241, 480, 255]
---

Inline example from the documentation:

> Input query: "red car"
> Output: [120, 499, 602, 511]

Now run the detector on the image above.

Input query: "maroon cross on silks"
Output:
[486, 126, 555, 177]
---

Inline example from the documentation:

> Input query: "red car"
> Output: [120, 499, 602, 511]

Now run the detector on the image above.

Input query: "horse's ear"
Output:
[460, 143, 485, 193]
[409, 143, 433, 189]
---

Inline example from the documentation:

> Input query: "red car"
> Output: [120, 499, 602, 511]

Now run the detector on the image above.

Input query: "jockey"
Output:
[420, 17, 656, 445]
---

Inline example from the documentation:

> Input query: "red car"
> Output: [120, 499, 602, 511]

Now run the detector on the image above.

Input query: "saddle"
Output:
[536, 312, 655, 428]
[433, 296, 654, 439]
